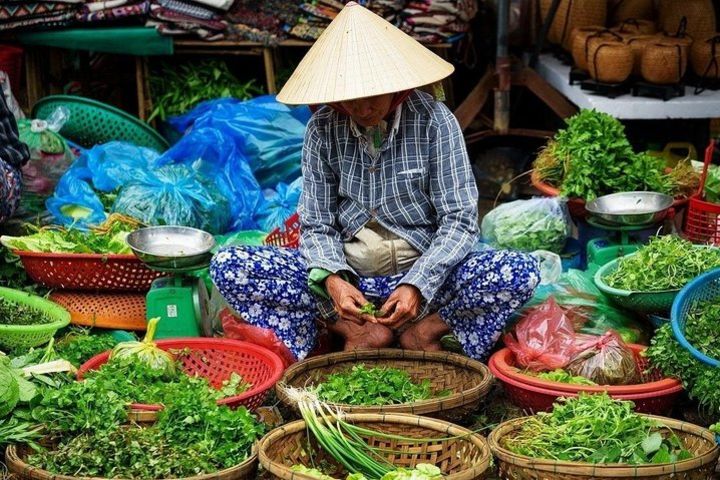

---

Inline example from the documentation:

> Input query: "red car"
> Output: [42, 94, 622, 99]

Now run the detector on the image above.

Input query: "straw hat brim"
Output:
[277, 2, 455, 105]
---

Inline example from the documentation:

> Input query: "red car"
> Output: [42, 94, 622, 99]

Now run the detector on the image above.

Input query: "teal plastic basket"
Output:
[0, 287, 70, 350]
[32, 95, 168, 152]
[594, 258, 681, 315]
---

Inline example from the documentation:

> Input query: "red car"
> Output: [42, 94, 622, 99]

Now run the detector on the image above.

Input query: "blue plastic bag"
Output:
[187, 96, 311, 189]
[87, 142, 160, 192]
[113, 164, 231, 234]
[46, 175, 106, 228]
[166, 98, 242, 135]
[255, 177, 302, 232]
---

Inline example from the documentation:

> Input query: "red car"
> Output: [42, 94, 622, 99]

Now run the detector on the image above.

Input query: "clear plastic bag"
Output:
[113, 164, 231, 234]
[504, 297, 584, 371]
[566, 331, 639, 385]
[481, 197, 571, 253]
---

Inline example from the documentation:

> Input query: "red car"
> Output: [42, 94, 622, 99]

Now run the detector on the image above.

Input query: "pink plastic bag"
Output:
[504, 297, 583, 371]
[220, 308, 296, 368]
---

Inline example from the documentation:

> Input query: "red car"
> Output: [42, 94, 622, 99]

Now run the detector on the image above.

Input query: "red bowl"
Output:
[78, 338, 285, 412]
[488, 348, 683, 415]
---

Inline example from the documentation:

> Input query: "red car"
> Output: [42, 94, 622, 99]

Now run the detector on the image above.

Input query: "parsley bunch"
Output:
[315, 364, 441, 406]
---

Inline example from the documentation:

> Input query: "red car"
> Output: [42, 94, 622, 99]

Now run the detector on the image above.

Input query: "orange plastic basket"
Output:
[49, 291, 147, 330]
[14, 251, 162, 292]
[78, 338, 285, 412]
[684, 139, 720, 245]
[264, 213, 300, 249]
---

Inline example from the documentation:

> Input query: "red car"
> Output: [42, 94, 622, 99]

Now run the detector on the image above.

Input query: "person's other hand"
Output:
[326, 274, 373, 325]
[376, 284, 422, 329]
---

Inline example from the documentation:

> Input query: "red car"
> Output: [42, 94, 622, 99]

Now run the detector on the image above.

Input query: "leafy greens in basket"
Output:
[603, 236, 720, 292]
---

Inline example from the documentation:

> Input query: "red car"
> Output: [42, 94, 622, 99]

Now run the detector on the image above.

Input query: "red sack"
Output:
[220, 308, 296, 368]
[504, 297, 584, 371]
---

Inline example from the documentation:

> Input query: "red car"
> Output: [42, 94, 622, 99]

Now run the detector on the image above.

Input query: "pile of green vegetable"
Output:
[54, 328, 122, 367]
[0, 214, 141, 254]
[149, 60, 263, 122]
[0, 297, 53, 326]
[603, 236, 720, 292]
[533, 110, 698, 201]
[315, 364, 442, 406]
[522, 369, 597, 386]
[291, 464, 443, 480]
[646, 304, 720, 415]
[705, 164, 720, 204]
[503, 393, 692, 464]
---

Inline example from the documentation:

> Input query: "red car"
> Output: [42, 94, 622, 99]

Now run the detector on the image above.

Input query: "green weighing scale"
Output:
[127, 226, 216, 339]
[584, 192, 675, 273]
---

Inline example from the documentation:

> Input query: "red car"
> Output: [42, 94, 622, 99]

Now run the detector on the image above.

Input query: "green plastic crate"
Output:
[0, 287, 71, 350]
[32, 95, 169, 152]
[594, 258, 681, 315]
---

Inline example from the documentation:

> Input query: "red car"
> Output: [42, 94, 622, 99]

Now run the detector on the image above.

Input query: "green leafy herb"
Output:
[149, 60, 263, 122]
[603, 236, 720, 292]
[0, 297, 53, 326]
[504, 392, 691, 464]
[315, 364, 441, 406]
[54, 328, 121, 367]
[359, 303, 384, 317]
[482, 199, 569, 253]
[527, 369, 597, 386]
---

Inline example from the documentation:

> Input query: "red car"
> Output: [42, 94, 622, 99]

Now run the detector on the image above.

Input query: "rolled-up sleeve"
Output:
[0, 94, 28, 169]
[400, 104, 479, 302]
[299, 116, 353, 274]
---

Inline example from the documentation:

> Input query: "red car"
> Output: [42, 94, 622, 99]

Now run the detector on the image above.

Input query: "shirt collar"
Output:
[349, 104, 403, 141]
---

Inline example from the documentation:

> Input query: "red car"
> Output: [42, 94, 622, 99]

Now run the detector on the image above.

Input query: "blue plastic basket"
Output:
[671, 268, 720, 367]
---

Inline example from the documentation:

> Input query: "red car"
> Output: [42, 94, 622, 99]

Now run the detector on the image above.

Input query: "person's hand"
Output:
[326, 274, 372, 325]
[376, 284, 422, 329]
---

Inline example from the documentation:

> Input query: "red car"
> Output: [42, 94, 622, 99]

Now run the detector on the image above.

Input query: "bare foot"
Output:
[329, 319, 394, 350]
[399, 313, 450, 352]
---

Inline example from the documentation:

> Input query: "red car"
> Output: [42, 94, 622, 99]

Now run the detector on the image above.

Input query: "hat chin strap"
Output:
[310, 89, 414, 121]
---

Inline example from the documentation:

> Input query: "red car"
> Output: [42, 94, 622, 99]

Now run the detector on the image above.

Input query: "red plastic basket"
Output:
[684, 139, 720, 245]
[13, 251, 163, 292]
[264, 213, 300, 249]
[488, 347, 683, 415]
[77, 338, 285, 412]
[0, 45, 23, 90]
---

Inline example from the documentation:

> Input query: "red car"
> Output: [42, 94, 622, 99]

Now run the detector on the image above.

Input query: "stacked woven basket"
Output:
[548, 0, 720, 87]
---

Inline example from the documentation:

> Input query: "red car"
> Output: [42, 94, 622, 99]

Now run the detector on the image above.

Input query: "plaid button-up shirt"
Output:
[299, 90, 479, 303]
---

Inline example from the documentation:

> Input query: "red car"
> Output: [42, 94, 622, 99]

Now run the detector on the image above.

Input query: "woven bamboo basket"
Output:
[658, 0, 716, 44]
[609, 0, 655, 24]
[488, 415, 720, 480]
[258, 413, 492, 480]
[541, 0, 608, 50]
[6, 444, 258, 480]
[641, 41, 689, 84]
[691, 34, 720, 79]
[276, 349, 493, 423]
[613, 19, 657, 36]
[625, 34, 659, 75]
[570, 27, 606, 70]
[588, 39, 634, 83]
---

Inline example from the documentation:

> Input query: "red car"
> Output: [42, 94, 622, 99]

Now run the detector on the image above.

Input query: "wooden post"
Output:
[263, 47, 277, 94]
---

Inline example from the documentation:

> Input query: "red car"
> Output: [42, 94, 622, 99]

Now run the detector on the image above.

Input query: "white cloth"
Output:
[343, 221, 421, 277]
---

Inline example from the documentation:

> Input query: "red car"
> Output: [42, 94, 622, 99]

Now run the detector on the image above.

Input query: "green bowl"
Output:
[594, 258, 681, 315]
[0, 287, 70, 351]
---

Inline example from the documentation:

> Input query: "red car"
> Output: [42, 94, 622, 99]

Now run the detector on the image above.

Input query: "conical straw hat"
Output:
[277, 2, 455, 105]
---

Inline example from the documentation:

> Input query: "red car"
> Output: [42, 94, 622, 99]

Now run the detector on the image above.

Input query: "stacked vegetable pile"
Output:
[291, 464, 443, 480]
[534, 109, 699, 201]
[314, 364, 445, 406]
[500, 393, 692, 464]
[603, 236, 720, 292]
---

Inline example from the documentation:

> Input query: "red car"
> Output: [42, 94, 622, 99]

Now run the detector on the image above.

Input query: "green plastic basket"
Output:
[32, 95, 169, 152]
[0, 287, 71, 351]
[594, 258, 681, 315]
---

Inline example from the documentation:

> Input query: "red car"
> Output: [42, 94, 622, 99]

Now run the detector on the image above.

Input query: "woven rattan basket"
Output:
[613, 19, 657, 36]
[570, 27, 606, 70]
[258, 413, 492, 480]
[276, 349, 493, 423]
[641, 41, 689, 84]
[658, 0, 715, 44]
[691, 34, 720, 79]
[588, 39, 634, 83]
[609, 0, 655, 24]
[489, 415, 719, 479]
[6, 444, 258, 480]
[541, 0, 608, 50]
[625, 34, 659, 75]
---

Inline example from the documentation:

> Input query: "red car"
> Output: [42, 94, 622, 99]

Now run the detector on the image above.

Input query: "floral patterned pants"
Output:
[210, 246, 539, 361]
[0, 160, 21, 223]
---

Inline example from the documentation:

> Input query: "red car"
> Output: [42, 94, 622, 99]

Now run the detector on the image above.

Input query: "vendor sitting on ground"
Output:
[0, 93, 29, 225]
[211, 2, 539, 362]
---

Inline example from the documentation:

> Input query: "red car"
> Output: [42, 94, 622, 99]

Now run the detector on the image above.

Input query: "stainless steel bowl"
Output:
[126, 226, 216, 271]
[586, 192, 674, 226]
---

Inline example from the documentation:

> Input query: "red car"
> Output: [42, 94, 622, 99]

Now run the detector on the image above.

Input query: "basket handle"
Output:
[696, 138, 720, 196]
